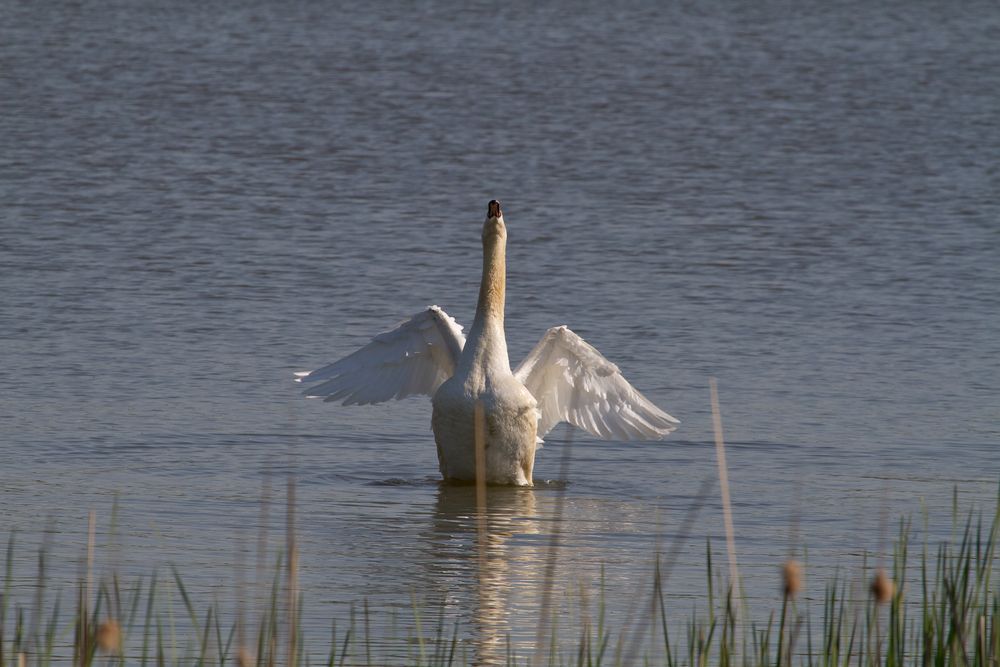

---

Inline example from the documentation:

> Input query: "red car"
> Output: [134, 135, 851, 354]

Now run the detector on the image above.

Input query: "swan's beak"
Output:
[483, 199, 506, 242]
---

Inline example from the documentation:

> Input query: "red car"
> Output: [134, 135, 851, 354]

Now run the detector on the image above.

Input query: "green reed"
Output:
[2, 487, 1000, 667]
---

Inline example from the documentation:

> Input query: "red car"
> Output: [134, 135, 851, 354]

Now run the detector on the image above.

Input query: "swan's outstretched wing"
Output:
[514, 326, 679, 440]
[295, 306, 465, 405]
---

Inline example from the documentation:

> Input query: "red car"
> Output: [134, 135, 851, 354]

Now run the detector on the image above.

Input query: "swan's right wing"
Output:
[296, 306, 465, 405]
[514, 326, 679, 440]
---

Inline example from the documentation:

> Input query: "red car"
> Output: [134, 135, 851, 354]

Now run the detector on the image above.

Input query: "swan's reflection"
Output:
[424, 483, 544, 666]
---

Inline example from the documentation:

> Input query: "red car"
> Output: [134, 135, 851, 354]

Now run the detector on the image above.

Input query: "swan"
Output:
[296, 200, 679, 486]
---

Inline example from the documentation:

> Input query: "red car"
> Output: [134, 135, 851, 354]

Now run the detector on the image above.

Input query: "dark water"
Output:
[2, 1, 999, 662]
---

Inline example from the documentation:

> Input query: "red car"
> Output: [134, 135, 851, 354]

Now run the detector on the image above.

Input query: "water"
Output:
[2, 0, 999, 662]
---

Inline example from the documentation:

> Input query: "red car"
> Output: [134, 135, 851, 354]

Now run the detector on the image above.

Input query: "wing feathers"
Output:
[296, 306, 465, 405]
[514, 326, 678, 441]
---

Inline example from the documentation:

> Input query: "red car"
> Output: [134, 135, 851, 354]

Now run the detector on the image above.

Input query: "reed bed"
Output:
[4, 386, 997, 666]
[2, 487, 999, 667]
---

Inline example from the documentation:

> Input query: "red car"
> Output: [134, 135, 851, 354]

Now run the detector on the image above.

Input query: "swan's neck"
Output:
[459, 229, 511, 381]
[476, 231, 506, 328]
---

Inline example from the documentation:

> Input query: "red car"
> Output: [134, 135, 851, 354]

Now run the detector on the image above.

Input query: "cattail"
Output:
[17, 653, 25, 667]
[782, 559, 803, 599]
[870, 568, 894, 604]
[236, 646, 256, 667]
[96, 618, 121, 653]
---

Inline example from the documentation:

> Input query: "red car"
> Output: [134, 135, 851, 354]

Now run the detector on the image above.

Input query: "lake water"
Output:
[2, 1, 999, 663]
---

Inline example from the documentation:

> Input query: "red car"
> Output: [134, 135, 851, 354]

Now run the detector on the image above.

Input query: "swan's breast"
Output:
[431, 374, 539, 485]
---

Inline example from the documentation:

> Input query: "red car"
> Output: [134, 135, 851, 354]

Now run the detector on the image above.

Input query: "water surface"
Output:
[2, 1, 999, 662]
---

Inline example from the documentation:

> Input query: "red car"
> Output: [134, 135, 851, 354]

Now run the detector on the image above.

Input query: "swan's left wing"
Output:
[514, 326, 679, 440]
[295, 306, 465, 405]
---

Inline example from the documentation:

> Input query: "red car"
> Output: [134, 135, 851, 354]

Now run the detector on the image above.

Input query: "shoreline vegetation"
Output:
[4, 388, 999, 666]
[3, 485, 999, 666]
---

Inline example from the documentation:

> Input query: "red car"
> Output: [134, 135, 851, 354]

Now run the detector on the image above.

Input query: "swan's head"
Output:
[483, 199, 507, 242]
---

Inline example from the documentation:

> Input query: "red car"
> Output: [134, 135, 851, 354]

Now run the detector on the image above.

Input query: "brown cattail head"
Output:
[870, 568, 895, 604]
[782, 559, 803, 599]
[96, 619, 121, 654]
[236, 647, 256, 667]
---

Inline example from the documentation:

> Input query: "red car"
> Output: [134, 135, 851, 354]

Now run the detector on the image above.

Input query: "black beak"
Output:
[487, 200, 502, 219]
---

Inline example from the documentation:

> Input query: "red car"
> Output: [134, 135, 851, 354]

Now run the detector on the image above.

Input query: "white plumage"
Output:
[514, 326, 679, 441]
[297, 200, 678, 485]
[296, 306, 464, 405]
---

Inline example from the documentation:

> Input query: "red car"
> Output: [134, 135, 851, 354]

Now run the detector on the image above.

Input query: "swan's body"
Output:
[297, 200, 678, 486]
[431, 204, 539, 484]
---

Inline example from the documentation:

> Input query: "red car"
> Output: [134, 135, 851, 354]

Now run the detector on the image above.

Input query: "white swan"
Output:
[296, 200, 679, 486]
